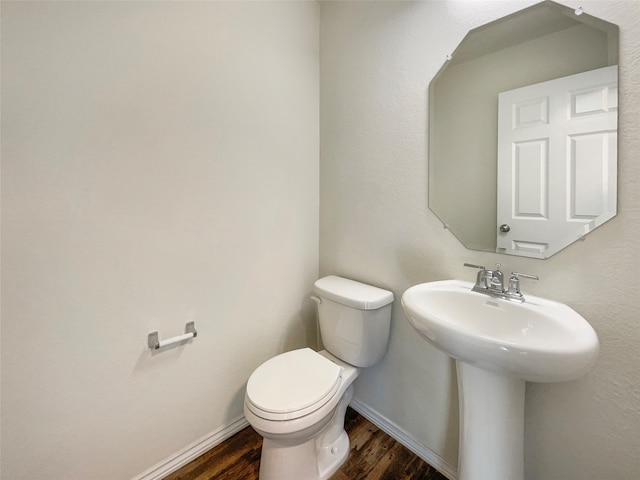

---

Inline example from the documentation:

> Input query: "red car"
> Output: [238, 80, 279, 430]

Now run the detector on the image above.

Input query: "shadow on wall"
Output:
[226, 386, 248, 425]
[284, 296, 319, 352]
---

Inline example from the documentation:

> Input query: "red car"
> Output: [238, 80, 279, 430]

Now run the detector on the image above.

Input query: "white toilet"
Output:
[244, 275, 394, 480]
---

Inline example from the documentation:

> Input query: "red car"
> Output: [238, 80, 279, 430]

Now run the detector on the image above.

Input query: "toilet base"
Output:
[317, 429, 349, 479]
[258, 385, 353, 480]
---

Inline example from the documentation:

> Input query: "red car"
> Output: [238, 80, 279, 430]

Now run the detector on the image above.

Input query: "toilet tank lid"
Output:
[313, 275, 394, 310]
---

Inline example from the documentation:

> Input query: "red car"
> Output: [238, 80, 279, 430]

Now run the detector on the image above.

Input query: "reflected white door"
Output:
[497, 66, 617, 258]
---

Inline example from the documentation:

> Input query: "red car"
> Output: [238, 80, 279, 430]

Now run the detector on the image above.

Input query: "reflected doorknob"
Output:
[499, 224, 511, 233]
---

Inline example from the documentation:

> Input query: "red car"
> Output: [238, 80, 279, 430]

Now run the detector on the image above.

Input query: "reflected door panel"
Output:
[497, 65, 617, 258]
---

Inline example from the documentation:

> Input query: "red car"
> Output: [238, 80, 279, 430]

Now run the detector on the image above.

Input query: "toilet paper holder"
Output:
[148, 322, 197, 350]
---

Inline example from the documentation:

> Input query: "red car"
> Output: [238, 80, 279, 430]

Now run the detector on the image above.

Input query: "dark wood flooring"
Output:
[164, 407, 448, 480]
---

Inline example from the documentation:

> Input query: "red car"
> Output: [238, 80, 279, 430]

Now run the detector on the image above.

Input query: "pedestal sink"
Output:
[401, 279, 599, 480]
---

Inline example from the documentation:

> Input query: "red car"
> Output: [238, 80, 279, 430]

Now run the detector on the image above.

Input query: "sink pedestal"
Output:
[456, 361, 525, 480]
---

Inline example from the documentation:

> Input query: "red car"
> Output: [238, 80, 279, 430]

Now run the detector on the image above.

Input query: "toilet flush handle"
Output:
[310, 295, 322, 304]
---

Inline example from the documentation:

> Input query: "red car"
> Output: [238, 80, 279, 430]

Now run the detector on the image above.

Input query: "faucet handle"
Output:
[464, 263, 491, 289]
[508, 272, 539, 297]
[510, 272, 540, 281]
[463, 263, 486, 270]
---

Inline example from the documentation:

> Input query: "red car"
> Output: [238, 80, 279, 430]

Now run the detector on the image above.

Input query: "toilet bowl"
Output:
[244, 276, 394, 480]
[244, 349, 358, 480]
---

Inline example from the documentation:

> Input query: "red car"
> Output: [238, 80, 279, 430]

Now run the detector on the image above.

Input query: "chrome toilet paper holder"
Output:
[148, 322, 197, 350]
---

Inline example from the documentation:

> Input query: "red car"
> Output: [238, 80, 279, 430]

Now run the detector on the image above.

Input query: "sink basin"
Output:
[401, 279, 599, 382]
[402, 279, 599, 480]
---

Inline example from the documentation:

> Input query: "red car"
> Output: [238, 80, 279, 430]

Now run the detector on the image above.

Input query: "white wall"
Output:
[320, 0, 639, 479]
[0, 2, 319, 479]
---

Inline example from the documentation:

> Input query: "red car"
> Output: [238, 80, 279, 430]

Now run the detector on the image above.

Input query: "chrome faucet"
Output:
[464, 263, 539, 303]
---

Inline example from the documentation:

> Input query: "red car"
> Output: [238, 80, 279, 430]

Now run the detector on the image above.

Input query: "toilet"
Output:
[244, 275, 394, 480]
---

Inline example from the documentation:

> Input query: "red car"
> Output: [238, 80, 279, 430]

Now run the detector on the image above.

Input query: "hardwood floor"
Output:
[164, 407, 448, 480]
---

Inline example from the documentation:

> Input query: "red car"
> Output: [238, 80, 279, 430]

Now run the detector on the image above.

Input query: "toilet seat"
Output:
[246, 348, 343, 421]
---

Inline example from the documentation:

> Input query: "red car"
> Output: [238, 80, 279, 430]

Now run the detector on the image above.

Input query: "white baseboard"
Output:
[132, 415, 250, 480]
[349, 398, 458, 480]
[133, 400, 456, 480]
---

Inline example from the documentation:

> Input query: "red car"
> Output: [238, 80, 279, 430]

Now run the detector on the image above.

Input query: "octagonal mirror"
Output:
[429, 0, 618, 259]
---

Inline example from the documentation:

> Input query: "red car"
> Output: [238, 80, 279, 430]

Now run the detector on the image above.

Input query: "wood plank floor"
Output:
[164, 407, 448, 480]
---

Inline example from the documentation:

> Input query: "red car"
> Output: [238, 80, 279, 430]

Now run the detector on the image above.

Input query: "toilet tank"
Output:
[313, 276, 394, 368]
